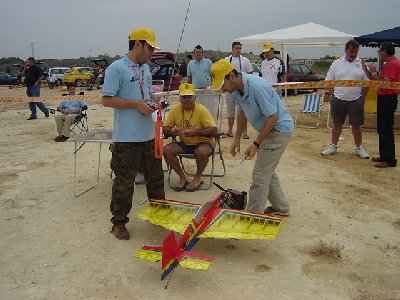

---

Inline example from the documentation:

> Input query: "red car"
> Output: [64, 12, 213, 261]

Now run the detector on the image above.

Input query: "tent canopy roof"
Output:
[354, 26, 400, 48]
[235, 22, 356, 48]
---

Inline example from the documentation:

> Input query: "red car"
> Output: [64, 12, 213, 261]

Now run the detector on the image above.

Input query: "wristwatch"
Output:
[253, 141, 260, 148]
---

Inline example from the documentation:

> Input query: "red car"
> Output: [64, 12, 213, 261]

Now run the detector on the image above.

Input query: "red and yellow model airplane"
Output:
[135, 183, 284, 282]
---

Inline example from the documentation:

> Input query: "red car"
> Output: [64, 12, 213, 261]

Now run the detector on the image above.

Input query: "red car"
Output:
[148, 52, 181, 91]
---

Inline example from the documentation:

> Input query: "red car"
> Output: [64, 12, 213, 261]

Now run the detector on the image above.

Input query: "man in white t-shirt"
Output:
[260, 42, 286, 84]
[321, 39, 369, 159]
[223, 41, 253, 139]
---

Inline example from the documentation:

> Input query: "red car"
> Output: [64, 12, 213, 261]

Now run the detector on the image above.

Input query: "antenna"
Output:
[30, 42, 35, 57]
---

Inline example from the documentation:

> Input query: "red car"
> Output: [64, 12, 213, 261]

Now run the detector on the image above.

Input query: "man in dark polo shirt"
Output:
[22, 57, 49, 120]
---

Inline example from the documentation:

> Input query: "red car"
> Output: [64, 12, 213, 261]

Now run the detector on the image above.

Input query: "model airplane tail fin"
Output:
[176, 250, 214, 271]
[159, 231, 179, 280]
[161, 231, 177, 269]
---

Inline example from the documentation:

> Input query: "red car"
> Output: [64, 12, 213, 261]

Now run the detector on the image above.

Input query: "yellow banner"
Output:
[272, 80, 400, 90]
[1, 80, 400, 103]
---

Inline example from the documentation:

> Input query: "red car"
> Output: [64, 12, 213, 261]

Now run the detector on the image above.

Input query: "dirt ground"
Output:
[0, 86, 399, 300]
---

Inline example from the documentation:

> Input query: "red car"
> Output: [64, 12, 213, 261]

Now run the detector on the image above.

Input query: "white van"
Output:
[48, 67, 70, 85]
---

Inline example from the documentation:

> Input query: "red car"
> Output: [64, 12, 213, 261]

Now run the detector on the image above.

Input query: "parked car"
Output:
[0, 72, 20, 85]
[148, 52, 181, 91]
[286, 62, 325, 95]
[48, 67, 70, 85]
[62, 67, 94, 87]
[11, 63, 25, 83]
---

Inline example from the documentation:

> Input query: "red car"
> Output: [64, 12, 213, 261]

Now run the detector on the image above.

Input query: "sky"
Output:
[0, 0, 399, 60]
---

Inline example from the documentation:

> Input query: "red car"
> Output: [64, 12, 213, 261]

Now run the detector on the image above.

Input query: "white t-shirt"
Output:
[260, 57, 283, 84]
[225, 55, 252, 73]
[326, 56, 369, 101]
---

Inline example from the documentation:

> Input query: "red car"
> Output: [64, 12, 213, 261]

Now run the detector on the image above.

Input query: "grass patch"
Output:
[311, 240, 344, 259]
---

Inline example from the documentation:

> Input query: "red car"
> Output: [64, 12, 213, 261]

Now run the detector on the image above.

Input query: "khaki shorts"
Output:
[225, 92, 236, 118]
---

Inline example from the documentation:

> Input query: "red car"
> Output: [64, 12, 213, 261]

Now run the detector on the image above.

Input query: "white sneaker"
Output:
[134, 172, 145, 184]
[356, 145, 369, 159]
[321, 144, 337, 156]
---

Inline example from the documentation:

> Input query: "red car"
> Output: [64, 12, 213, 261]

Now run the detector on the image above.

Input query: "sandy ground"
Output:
[0, 85, 399, 300]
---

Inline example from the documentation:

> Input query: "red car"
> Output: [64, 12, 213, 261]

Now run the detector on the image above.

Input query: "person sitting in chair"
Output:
[163, 83, 218, 192]
[54, 85, 87, 142]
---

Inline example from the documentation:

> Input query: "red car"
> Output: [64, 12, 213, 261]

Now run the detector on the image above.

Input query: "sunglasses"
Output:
[140, 40, 155, 51]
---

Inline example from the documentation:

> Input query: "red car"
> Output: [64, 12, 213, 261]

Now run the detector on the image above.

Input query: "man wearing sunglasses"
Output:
[210, 60, 293, 216]
[102, 28, 165, 240]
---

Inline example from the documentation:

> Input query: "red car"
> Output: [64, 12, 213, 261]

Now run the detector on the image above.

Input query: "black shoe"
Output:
[27, 116, 37, 120]
[264, 206, 290, 216]
[44, 111, 49, 118]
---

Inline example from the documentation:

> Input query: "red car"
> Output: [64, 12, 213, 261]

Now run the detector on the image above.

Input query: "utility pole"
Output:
[89, 48, 93, 58]
[30, 42, 35, 58]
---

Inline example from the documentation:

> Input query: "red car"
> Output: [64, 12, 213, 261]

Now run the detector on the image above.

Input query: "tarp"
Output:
[235, 22, 356, 48]
[355, 26, 400, 48]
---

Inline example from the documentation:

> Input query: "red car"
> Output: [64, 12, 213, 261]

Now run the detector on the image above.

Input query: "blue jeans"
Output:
[26, 84, 48, 118]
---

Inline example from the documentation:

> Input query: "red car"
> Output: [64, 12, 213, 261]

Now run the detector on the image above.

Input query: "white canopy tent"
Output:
[235, 22, 357, 65]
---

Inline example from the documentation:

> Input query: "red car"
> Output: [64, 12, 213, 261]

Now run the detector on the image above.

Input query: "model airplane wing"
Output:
[136, 198, 200, 234]
[197, 208, 283, 240]
[137, 199, 283, 240]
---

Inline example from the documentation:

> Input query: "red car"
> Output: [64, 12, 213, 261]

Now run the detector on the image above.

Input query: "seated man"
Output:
[54, 85, 87, 142]
[163, 83, 218, 192]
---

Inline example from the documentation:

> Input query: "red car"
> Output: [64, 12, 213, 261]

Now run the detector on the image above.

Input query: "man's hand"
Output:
[244, 143, 258, 160]
[171, 126, 180, 136]
[137, 99, 155, 115]
[361, 60, 376, 73]
[230, 138, 241, 157]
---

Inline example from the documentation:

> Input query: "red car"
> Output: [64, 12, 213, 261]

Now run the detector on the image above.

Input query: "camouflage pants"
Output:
[109, 140, 165, 224]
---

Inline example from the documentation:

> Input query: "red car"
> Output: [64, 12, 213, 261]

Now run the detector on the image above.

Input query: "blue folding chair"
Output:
[294, 93, 322, 128]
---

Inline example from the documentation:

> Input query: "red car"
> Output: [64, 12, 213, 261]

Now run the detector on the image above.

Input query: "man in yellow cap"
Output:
[210, 59, 293, 216]
[260, 42, 287, 85]
[102, 27, 165, 240]
[163, 83, 218, 192]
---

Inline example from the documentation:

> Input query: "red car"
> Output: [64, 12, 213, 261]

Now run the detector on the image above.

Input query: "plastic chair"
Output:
[294, 93, 322, 128]
[167, 93, 226, 190]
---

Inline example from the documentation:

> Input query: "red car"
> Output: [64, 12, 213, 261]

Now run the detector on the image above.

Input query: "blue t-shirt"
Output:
[233, 74, 293, 133]
[187, 58, 212, 88]
[102, 55, 155, 142]
[58, 100, 86, 111]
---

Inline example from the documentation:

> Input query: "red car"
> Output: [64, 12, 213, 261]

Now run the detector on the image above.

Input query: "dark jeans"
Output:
[109, 140, 165, 224]
[26, 84, 48, 118]
[377, 94, 398, 166]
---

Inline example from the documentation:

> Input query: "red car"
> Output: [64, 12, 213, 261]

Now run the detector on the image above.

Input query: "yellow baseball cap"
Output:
[179, 83, 195, 96]
[128, 27, 160, 50]
[262, 42, 274, 53]
[210, 59, 234, 90]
